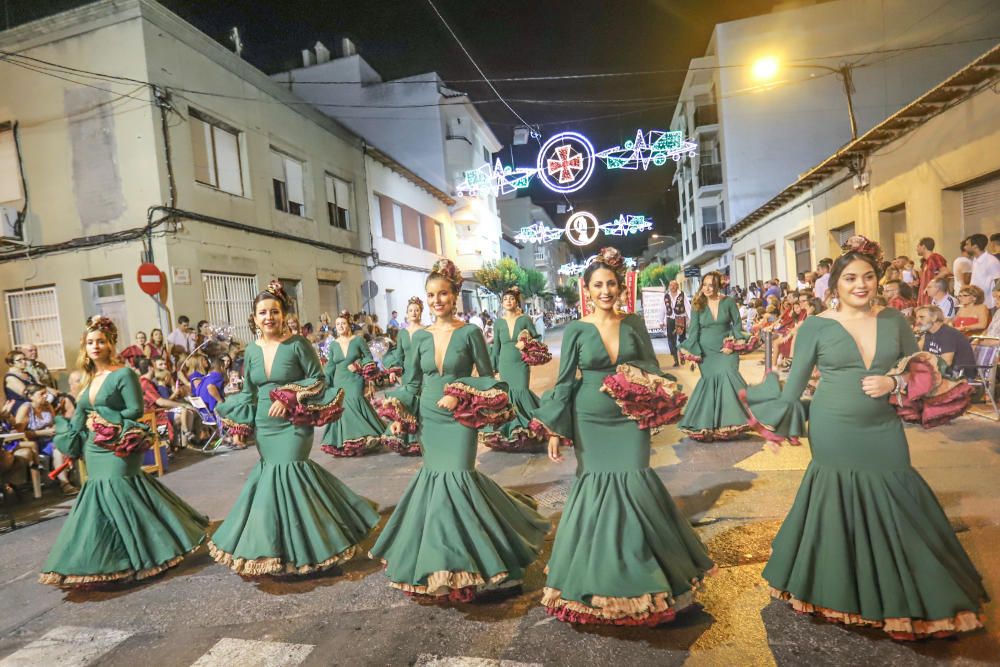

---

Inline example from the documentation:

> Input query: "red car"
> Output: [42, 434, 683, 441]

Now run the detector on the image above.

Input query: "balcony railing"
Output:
[699, 163, 722, 186]
[701, 222, 726, 246]
[694, 104, 718, 127]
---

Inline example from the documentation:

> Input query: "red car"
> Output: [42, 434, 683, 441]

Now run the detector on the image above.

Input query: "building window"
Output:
[419, 215, 438, 253]
[483, 146, 490, 163]
[325, 174, 351, 230]
[203, 272, 258, 345]
[88, 277, 129, 346]
[318, 280, 340, 320]
[831, 222, 856, 248]
[277, 278, 301, 315]
[402, 207, 421, 247]
[392, 203, 405, 241]
[190, 110, 244, 196]
[5, 286, 65, 369]
[435, 222, 445, 255]
[534, 244, 547, 263]
[271, 149, 306, 217]
[792, 234, 812, 278]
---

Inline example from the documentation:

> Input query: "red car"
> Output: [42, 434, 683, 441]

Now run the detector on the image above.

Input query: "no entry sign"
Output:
[137, 263, 163, 296]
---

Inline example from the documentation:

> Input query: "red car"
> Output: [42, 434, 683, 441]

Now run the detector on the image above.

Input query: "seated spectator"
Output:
[20, 344, 56, 388]
[924, 277, 957, 319]
[14, 385, 77, 495]
[4, 349, 32, 414]
[915, 306, 976, 380]
[0, 400, 28, 498]
[882, 279, 916, 320]
[195, 357, 227, 413]
[984, 283, 1000, 342]
[180, 353, 208, 395]
[287, 315, 301, 337]
[147, 328, 171, 370]
[120, 331, 148, 368]
[224, 370, 243, 396]
[953, 285, 990, 335]
[137, 357, 196, 451]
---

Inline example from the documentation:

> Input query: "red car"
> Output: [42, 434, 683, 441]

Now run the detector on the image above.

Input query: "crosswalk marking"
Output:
[0, 626, 132, 667]
[414, 656, 542, 667]
[190, 638, 314, 667]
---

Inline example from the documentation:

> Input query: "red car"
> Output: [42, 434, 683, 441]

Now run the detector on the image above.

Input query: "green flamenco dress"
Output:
[211, 335, 379, 576]
[320, 336, 385, 457]
[370, 324, 549, 600]
[480, 315, 546, 453]
[378, 328, 423, 456]
[744, 309, 987, 639]
[678, 296, 752, 441]
[531, 314, 714, 625]
[40, 368, 208, 587]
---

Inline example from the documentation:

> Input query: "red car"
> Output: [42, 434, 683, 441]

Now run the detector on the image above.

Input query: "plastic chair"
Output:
[186, 396, 228, 453]
[964, 336, 999, 421]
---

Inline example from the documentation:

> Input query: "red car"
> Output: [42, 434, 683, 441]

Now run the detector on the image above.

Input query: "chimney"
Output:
[302, 49, 314, 67]
[315, 41, 330, 64]
[340, 37, 357, 57]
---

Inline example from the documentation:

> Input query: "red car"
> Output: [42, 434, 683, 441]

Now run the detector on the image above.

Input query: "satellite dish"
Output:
[361, 280, 379, 302]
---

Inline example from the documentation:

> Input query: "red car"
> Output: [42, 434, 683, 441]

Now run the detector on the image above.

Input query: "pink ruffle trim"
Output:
[443, 383, 515, 429]
[373, 397, 419, 434]
[889, 353, 974, 428]
[357, 361, 384, 383]
[479, 428, 547, 453]
[86, 413, 152, 458]
[600, 365, 687, 433]
[321, 436, 380, 458]
[528, 418, 573, 448]
[221, 418, 253, 438]
[269, 387, 345, 427]
[722, 334, 762, 354]
[546, 605, 679, 627]
[679, 350, 702, 364]
[519, 332, 552, 366]
[381, 435, 422, 456]
[737, 388, 802, 446]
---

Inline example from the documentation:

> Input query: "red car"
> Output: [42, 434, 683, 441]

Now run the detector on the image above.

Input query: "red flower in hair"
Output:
[430, 258, 464, 291]
[841, 235, 883, 263]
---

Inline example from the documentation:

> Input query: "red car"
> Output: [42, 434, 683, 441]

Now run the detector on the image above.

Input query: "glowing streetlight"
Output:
[751, 56, 780, 81]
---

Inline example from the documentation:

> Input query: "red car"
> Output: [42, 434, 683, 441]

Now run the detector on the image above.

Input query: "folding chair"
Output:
[966, 336, 999, 421]
[187, 396, 229, 453]
[139, 412, 168, 477]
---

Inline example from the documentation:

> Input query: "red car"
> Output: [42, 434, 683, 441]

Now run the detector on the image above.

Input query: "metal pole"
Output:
[838, 65, 858, 141]
[763, 330, 774, 374]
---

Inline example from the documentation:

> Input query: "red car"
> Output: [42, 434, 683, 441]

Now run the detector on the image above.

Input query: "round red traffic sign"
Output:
[137, 263, 163, 296]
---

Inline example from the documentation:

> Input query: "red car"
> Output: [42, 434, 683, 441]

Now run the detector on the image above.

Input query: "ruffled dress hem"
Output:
[770, 588, 985, 640]
[208, 540, 357, 577]
[39, 539, 204, 588]
[380, 435, 423, 456]
[528, 418, 573, 448]
[682, 423, 750, 442]
[369, 557, 515, 600]
[478, 427, 547, 453]
[542, 587, 698, 627]
[321, 435, 381, 458]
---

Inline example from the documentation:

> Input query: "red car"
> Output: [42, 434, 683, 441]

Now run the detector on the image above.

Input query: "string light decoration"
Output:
[599, 214, 653, 237]
[456, 158, 537, 198]
[536, 131, 596, 194]
[514, 221, 564, 244]
[596, 129, 697, 171]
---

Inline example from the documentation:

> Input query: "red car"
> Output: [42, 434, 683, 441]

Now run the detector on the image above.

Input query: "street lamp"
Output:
[751, 56, 859, 140]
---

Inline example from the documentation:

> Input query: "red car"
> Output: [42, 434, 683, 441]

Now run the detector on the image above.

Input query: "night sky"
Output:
[11, 0, 784, 258]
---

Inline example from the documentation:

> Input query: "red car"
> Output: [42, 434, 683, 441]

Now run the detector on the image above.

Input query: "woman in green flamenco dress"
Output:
[743, 237, 987, 640]
[678, 271, 753, 441]
[211, 281, 379, 577]
[533, 247, 712, 626]
[378, 297, 425, 456]
[480, 286, 550, 453]
[320, 311, 386, 458]
[371, 259, 549, 601]
[40, 317, 208, 587]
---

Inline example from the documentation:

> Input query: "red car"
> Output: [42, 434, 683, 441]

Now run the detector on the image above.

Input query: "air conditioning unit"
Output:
[1, 206, 21, 243]
[853, 171, 870, 191]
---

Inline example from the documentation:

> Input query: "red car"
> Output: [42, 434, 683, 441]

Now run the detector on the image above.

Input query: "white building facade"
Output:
[670, 0, 1000, 287]
[497, 195, 573, 306]
[723, 44, 1000, 290]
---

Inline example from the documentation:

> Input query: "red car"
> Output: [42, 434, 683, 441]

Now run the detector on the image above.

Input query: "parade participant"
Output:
[742, 236, 985, 639]
[663, 280, 689, 367]
[210, 281, 378, 576]
[480, 286, 549, 453]
[378, 297, 426, 456]
[677, 271, 753, 441]
[39, 316, 208, 587]
[319, 311, 386, 457]
[534, 247, 708, 626]
[371, 259, 548, 601]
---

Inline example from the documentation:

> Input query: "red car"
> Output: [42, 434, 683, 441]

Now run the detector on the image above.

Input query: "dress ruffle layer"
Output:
[268, 381, 344, 427]
[888, 352, 974, 427]
[443, 382, 515, 429]
[479, 427, 547, 453]
[321, 436, 381, 458]
[600, 364, 687, 434]
[542, 587, 696, 626]
[208, 459, 378, 577]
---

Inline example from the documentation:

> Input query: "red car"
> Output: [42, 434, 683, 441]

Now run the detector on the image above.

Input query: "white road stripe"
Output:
[190, 638, 314, 667]
[0, 626, 132, 667]
[414, 657, 542, 667]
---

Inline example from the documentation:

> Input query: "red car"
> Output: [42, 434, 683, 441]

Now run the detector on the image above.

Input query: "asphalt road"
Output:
[0, 328, 997, 666]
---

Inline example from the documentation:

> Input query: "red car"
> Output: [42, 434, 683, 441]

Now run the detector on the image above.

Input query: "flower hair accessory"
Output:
[591, 247, 625, 273]
[265, 279, 290, 307]
[841, 235, 883, 263]
[338, 310, 352, 321]
[86, 315, 118, 345]
[430, 258, 464, 291]
[407, 296, 424, 309]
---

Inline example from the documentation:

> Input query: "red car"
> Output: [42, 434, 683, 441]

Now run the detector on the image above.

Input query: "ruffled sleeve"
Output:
[443, 326, 514, 429]
[54, 406, 87, 458]
[352, 337, 383, 383]
[599, 315, 687, 433]
[85, 372, 154, 458]
[740, 318, 819, 444]
[679, 308, 704, 361]
[726, 297, 750, 341]
[268, 337, 345, 427]
[216, 346, 258, 438]
[375, 332, 424, 434]
[381, 338, 404, 377]
[528, 323, 579, 447]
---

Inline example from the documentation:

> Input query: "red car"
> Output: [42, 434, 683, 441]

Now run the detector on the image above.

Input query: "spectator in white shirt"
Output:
[964, 233, 1000, 309]
[166, 315, 195, 363]
[952, 243, 974, 297]
[924, 277, 957, 319]
[813, 258, 832, 302]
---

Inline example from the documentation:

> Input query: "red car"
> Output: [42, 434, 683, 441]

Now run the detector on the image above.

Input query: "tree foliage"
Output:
[518, 268, 550, 298]
[638, 263, 681, 289]
[473, 258, 525, 295]
[556, 283, 580, 307]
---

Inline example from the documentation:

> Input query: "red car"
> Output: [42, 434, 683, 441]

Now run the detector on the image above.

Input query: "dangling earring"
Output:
[586, 297, 595, 312]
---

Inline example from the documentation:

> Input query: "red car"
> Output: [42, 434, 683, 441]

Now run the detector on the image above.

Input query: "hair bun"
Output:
[265, 279, 290, 307]
[86, 315, 118, 344]
[407, 296, 424, 308]
[430, 258, 464, 291]
[840, 235, 883, 263]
